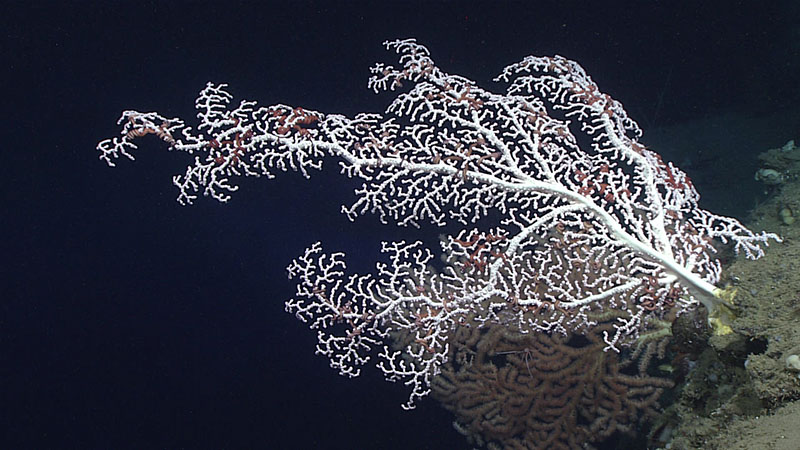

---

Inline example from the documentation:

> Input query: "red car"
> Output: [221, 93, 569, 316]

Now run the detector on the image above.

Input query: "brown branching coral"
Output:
[431, 320, 673, 449]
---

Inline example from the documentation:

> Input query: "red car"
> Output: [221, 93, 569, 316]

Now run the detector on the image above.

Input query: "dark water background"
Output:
[3, 2, 800, 448]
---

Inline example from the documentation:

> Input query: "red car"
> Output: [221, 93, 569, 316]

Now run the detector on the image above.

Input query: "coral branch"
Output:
[98, 39, 779, 410]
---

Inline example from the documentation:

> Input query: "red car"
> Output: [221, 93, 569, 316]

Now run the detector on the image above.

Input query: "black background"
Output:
[3, 1, 799, 448]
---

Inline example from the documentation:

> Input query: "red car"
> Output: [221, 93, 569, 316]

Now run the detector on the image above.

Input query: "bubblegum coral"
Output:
[98, 39, 778, 408]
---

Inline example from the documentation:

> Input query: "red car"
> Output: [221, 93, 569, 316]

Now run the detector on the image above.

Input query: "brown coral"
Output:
[431, 320, 672, 449]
